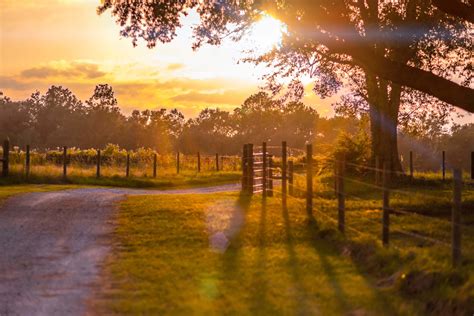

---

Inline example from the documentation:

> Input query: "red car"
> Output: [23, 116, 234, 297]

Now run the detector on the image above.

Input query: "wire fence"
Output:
[0, 139, 241, 179]
[241, 141, 473, 268]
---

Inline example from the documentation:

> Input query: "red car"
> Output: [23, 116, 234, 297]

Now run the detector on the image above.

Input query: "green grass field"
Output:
[93, 193, 426, 315]
[1, 169, 472, 314]
[90, 171, 474, 315]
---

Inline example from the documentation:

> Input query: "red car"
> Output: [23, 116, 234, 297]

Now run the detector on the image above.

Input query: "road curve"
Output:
[0, 184, 239, 316]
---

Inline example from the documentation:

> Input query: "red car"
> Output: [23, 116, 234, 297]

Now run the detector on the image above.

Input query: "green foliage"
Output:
[333, 128, 371, 173]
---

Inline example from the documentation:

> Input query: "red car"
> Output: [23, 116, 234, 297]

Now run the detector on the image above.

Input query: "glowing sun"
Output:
[248, 15, 286, 53]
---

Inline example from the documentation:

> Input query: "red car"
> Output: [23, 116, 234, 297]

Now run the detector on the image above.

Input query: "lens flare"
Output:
[248, 15, 286, 53]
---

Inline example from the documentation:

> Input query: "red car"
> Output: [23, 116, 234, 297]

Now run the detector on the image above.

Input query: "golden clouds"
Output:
[21, 61, 106, 79]
[1, 58, 260, 116]
[0, 0, 334, 117]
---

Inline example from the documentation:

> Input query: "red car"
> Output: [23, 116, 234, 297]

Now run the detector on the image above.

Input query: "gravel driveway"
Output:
[0, 184, 239, 316]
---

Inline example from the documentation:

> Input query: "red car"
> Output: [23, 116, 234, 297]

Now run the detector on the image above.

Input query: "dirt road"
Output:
[0, 184, 239, 316]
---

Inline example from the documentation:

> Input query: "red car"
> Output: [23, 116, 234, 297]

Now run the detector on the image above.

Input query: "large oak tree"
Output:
[99, 0, 473, 171]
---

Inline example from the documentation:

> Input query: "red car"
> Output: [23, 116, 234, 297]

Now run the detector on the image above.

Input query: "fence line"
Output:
[0, 140, 241, 179]
[241, 141, 471, 268]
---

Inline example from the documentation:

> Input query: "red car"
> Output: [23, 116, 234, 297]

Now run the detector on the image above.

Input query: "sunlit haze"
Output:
[0, 0, 334, 117]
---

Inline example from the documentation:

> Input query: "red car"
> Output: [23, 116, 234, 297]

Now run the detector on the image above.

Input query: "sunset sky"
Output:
[0, 0, 336, 117]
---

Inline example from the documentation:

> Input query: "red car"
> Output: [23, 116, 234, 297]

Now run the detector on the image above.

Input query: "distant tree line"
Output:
[1, 84, 472, 170]
[0, 84, 321, 154]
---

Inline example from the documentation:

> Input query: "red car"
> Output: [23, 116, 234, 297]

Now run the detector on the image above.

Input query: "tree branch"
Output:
[351, 50, 474, 113]
[295, 27, 474, 113]
[432, 0, 474, 23]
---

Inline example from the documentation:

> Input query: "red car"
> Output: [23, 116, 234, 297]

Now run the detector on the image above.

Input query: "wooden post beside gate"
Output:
[282, 141, 287, 207]
[306, 144, 313, 216]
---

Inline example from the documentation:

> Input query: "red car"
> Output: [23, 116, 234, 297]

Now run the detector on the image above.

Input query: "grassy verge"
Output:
[0, 184, 80, 205]
[1, 164, 240, 189]
[283, 172, 474, 314]
[93, 193, 422, 315]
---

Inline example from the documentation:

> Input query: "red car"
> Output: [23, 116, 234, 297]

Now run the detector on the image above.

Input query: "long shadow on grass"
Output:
[303, 210, 351, 313]
[308, 202, 400, 315]
[281, 203, 317, 314]
[249, 198, 274, 314]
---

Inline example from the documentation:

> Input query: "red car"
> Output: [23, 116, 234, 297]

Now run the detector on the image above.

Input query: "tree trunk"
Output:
[366, 75, 403, 174]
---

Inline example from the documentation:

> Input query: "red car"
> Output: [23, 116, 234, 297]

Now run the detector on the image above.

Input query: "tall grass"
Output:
[2, 145, 242, 188]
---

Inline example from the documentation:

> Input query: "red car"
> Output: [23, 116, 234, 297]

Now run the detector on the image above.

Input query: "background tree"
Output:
[0, 92, 33, 146]
[1, 86, 471, 171]
[84, 84, 124, 149]
[34, 86, 84, 148]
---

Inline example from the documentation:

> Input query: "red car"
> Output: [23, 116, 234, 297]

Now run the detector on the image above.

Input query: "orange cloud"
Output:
[21, 62, 106, 79]
[171, 90, 250, 105]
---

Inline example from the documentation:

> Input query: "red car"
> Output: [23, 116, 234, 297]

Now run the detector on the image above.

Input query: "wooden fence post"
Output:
[282, 141, 287, 207]
[96, 149, 101, 178]
[242, 145, 248, 193]
[198, 152, 201, 172]
[471, 152, 473, 180]
[2, 139, 9, 177]
[306, 143, 313, 216]
[409, 151, 413, 180]
[248, 144, 254, 195]
[262, 142, 267, 199]
[25, 145, 30, 179]
[153, 153, 157, 178]
[63, 146, 67, 180]
[375, 156, 380, 185]
[215, 153, 219, 171]
[442, 151, 446, 180]
[126, 152, 130, 177]
[268, 155, 273, 197]
[452, 169, 462, 268]
[288, 160, 294, 196]
[176, 152, 180, 174]
[382, 162, 390, 246]
[337, 157, 345, 234]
